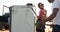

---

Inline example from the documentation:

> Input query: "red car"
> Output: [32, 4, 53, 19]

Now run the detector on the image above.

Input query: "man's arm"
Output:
[46, 8, 59, 21]
[46, 0, 60, 21]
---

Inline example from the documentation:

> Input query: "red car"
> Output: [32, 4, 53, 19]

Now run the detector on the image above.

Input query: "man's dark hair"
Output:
[48, 0, 54, 3]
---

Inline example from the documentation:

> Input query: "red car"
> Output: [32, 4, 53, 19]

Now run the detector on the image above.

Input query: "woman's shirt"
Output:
[38, 9, 47, 20]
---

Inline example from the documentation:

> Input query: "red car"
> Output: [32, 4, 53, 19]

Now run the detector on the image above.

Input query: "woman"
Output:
[36, 3, 47, 32]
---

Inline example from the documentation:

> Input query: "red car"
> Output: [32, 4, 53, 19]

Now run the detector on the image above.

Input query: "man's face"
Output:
[48, 0, 54, 3]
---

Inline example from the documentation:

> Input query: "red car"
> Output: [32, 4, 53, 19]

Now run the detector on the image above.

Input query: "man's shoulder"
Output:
[53, 0, 60, 4]
[52, 0, 60, 9]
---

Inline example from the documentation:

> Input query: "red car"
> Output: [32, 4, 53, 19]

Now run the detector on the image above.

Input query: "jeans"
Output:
[52, 25, 60, 32]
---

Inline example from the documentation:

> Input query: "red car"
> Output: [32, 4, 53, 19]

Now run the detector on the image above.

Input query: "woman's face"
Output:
[40, 4, 44, 9]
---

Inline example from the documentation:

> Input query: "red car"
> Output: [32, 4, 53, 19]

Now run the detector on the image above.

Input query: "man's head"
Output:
[38, 3, 44, 9]
[48, 0, 54, 3]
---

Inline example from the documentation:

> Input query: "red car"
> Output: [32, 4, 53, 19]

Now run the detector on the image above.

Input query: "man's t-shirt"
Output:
[52, 0, 60, 25]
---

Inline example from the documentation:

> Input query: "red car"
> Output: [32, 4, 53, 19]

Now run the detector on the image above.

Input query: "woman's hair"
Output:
[38, 3, 44, 8]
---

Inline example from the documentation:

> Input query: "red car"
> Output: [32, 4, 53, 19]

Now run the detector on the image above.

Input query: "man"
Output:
[45, 0, 60, 32]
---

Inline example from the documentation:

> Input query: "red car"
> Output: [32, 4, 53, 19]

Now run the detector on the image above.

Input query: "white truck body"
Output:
[10, 5, 35, 32]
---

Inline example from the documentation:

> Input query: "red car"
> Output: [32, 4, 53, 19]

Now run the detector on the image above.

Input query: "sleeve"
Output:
[52, 0, 60, 9]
